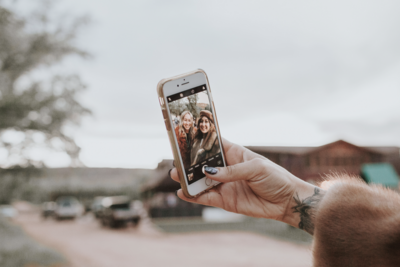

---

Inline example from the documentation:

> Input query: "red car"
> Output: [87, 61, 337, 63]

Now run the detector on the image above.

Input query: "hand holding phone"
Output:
[169, 138, 318, 229]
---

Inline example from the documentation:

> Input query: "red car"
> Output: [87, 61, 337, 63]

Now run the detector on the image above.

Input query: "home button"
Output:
[205, 178, 212, 186]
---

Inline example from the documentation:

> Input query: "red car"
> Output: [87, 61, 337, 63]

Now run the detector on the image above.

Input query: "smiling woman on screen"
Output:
[191, 110, 220, 166]
[175, 110, 196, 169]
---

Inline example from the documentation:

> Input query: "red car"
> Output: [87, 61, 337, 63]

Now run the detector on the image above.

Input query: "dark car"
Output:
[41, 201, 56, 219]
[98, 196, 141, 228]
[91, 196, 106, 219]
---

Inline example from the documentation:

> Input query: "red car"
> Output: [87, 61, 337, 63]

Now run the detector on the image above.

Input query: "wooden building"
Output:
[247, 140, 400, 184]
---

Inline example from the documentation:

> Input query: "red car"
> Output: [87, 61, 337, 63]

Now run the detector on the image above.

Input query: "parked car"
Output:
[91, 196, 105, 218]
[41, 201, 57, 219]
[54, 196, 84, 220]
[98, 196, 140, 228]
[0, 205, 18, 218]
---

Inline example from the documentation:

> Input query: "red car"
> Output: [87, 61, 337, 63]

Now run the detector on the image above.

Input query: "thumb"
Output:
[204, 158, 265, 183]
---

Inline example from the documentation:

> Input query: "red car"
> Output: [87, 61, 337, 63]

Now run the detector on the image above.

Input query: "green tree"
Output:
[168, 95, 201, 121]
[0, 1, 91, 167]
[168, 99, 184, 117]
[186, 94, 200, 118]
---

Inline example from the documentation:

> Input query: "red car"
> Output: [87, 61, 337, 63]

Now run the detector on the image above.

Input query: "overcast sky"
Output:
[11, 0, 400, 168]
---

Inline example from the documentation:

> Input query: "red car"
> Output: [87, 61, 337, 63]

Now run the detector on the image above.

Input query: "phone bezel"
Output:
[162, 72, 225, 196]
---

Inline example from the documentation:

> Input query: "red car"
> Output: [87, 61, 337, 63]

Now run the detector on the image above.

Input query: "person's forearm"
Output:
[281, 178, 326, 235]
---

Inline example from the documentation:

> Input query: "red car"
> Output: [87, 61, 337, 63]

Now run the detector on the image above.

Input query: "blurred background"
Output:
[1, 0, 399, 266]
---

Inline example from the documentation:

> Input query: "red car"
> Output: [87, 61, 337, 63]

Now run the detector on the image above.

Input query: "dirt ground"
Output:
[14, 212, 312, 267]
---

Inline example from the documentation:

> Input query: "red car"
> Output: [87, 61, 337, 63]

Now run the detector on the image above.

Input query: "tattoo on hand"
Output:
[292, 187, 325, 235]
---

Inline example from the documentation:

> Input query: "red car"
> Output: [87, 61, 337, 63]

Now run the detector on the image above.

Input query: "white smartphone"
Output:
[157, 69, 226, 198]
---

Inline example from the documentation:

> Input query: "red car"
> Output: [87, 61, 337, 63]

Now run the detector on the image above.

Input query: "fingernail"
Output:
[204, 166, 218, 175]
[168, 169, 172, 178]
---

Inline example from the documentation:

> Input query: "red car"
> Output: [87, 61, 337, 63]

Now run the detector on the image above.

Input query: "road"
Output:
[14, 212, 312, 267]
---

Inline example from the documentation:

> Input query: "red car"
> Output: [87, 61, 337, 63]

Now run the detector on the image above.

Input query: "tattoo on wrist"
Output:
[292, 187, 325, 235]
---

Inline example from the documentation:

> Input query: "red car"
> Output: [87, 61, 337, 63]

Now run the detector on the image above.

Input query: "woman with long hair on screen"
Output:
[175, 110, 196, 169]
[191, 110, 221, 166]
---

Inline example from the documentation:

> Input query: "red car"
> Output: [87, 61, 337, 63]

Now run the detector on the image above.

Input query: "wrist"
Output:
[281, 177, 324, 235]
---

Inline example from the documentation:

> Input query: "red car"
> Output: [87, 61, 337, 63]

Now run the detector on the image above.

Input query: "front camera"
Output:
[177, 84, 179, 87]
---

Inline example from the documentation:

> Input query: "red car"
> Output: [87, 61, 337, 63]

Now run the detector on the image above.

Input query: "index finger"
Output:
[169, 168, 180, 183]
[221, 137, 264, 165]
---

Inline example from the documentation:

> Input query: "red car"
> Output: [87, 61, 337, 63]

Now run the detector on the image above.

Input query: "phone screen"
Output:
[167, 84, 224, 185]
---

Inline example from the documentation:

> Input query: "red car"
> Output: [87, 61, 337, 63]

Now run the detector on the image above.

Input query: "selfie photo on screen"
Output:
[168, 86, 222, 184]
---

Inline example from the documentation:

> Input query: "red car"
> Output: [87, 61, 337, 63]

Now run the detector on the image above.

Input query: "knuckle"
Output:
[252, 157, 264, 165]
[252, 158, 268, 174]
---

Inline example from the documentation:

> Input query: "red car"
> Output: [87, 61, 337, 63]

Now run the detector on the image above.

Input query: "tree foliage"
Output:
[0, 1, 91, 167]
[168, 94, 201, 120]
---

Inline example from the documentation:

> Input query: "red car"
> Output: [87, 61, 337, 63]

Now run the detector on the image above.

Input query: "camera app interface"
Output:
[167, 85, 224, 184]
